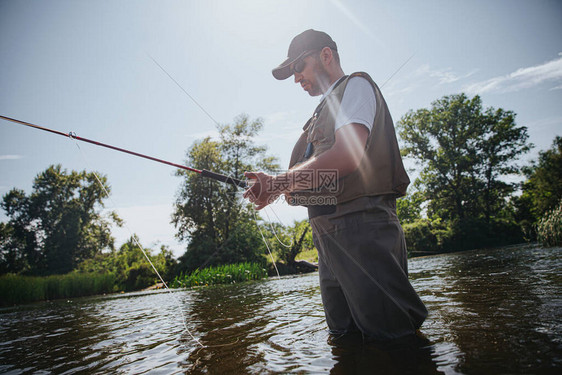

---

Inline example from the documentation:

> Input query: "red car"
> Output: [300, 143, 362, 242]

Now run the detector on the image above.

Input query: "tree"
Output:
[396, 180, 425, 224]
[519, 136, 562, 219]
[398, 94, 530, 223]
[267, 220, 313, 266]
[0, 165, 119, 275]
[77, 235, 177, 291]
[172, 115, 279, 273]
[397, 94, 531, 250]
[478, 107, 532, 223]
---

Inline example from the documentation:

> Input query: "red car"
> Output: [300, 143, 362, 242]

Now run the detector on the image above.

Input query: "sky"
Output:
[1, 0, 561, 258]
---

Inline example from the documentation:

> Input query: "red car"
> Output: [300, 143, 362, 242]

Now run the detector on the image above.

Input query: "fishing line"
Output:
[176, 172, 291, 326]
[240, 52, 423, 330]
[251, 208, 282, 279]
[380, 52, 416, 89]
[147, 53, 221, 127]
[202, 174, 285, 283]
[0, 114, 257, 347]
[148, 54, 292, 258]
[262, 207, 293, 248]
[148, 54, 296, 332]
[76, 139, 244, 350]
[70, 138, 206, 348]
[250, 207, 292, 326]
[149, 50, 422, 334]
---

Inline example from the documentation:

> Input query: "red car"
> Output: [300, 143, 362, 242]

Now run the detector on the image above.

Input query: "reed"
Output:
[171, 262, 267, 288]
[0, 272, 115, 307]
[537, 200, 562, 247]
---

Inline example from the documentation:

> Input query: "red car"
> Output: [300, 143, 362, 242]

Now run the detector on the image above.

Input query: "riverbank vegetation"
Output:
[0, 272, 115, 307]
[396, 95, 561, 255]
[1, 107, 560, 305]
[76, 235, 177, 292]
[0, 165, 119, 276]
[172, 115, 279, 275]
[171, 262, 267, 288]
[537, 199, 562, 247]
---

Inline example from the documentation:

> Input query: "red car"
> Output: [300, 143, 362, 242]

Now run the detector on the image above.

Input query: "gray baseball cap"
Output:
[272, 29, 337, 80]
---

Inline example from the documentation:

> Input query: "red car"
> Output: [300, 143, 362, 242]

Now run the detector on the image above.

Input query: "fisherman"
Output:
[244, 29, 427, 343]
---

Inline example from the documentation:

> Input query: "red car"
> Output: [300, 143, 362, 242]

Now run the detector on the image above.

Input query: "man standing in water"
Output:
[244, 29, 427, 342]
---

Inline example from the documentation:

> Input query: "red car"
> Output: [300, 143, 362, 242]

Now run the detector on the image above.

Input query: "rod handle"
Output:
[201, 169, 248, 188]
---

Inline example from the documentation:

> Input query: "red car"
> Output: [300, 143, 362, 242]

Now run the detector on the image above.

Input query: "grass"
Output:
[295, 248, 318, 263]
[537, 200, 562, 247]
[0, 272, 116, 307]
[171, 262, 267, 288]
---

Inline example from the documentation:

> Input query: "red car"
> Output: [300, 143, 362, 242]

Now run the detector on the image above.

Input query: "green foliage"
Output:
[0, 165, 119, 275]
[265, 220, 313, 266]
[397, 93, 532, 252]
[403, 219, 441, 255]
[173, 114, 279, 273]
[403, 216, 524, 255]
[518, 136, 562, 224]
[537, 199, 562, 247]
[398, 94, 530, 223]
[295, 247, 319, 263]
[171, 262, 267, 288]
[397, 182, 425, 224]
[77, 235, 177, 292]
[446, 217, 523, 251]
[0, 272, 115, 307]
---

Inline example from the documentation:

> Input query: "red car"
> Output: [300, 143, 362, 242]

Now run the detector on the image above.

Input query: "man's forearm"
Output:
[272, 148, 354, 194]
[276, 125, 368, 193]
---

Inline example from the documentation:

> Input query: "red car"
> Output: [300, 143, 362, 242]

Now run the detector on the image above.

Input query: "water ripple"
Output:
[1, 245, 561, 374]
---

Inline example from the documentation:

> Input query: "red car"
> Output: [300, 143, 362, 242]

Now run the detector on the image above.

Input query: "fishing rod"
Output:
[0, 115, 248, 188]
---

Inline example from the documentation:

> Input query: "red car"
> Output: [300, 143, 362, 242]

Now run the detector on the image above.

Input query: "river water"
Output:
[1, 244, 561, 374]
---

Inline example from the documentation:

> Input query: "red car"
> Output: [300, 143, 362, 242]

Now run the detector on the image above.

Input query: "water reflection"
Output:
[0, 299, 111, 373]
[0, 291, 190, 373]
[182, 282, 272, 372]
[1, 245, 560, 374]
[180, 273, 444, 374]
[327, 332, 443, 375]
[181, 275, 331, 373]
[441, 247, 562, 374]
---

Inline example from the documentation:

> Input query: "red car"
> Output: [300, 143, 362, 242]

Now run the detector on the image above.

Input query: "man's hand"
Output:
[243, 123, 368, 210]
[243, 171, 280, 210]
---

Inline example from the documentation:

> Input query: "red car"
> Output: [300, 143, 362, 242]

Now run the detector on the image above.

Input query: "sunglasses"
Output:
[292, 51, 318, 75]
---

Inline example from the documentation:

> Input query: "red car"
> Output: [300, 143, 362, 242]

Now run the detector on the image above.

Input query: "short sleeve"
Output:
[334, 76, 377, 133]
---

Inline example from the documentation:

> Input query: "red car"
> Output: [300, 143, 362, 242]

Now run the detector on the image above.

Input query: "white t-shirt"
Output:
[321, 76, 377, 133]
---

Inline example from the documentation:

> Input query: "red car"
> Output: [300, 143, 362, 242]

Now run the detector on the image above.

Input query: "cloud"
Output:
[0, 155, 22, 160]
[383, 64, 476, 98]
[417, 65, 477, 84]
[464, 54, 562, 94]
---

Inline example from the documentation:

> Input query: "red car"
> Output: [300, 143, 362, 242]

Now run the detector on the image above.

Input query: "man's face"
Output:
[292, 53, 330, 97]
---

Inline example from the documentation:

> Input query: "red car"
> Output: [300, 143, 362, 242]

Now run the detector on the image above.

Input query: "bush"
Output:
[403, 216, 525, 256]
[123, 263, 154, 292]
[537, 200, 562, 247]
[76, 236, 177, 292]
[171, 262, 267, 288]
[403, 219, 440, 256]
